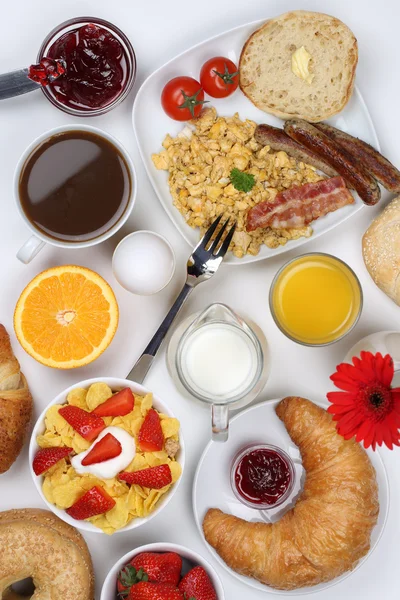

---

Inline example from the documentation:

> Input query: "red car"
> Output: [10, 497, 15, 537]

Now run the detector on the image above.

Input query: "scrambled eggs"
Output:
[152, 107, 322, 258]
[37, 383, 181, 535]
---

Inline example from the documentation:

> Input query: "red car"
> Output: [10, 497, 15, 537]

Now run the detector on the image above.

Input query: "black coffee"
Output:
[19, 130, 131, 241]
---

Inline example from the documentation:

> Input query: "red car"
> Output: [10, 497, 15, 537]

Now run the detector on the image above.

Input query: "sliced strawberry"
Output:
[81, 433, 122, 466]
[33, 446, 73, 475]
[119, 465, 172, 489]
[66, 485, 115, 520]
[179, 566, 217, 600]
[59, 405, 105, 441]
[92, 388, 135, 417]
[128, 581, 183, 600]
[138, 408, 164, 452]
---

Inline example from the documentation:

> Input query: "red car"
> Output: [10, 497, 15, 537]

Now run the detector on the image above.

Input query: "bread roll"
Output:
[362, 196, 400, 305]
[239, 11, 358, 122]
[0, 324, 33, 473]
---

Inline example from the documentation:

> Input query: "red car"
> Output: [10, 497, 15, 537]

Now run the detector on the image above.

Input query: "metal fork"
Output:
[127, 216, 236, 383]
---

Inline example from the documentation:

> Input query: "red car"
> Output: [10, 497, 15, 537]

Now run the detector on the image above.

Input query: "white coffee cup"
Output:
[14, 124, 137, 263]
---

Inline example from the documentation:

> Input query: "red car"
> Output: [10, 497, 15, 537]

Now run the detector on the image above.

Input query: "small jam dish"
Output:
[100, 543, 225, 600]
[231, 444, 295, 511]
[37, 16, 136, 116]
[112, 230, 176, 295]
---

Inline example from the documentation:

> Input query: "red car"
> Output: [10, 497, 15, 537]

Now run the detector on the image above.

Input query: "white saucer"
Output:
[193, 398, 389, 595]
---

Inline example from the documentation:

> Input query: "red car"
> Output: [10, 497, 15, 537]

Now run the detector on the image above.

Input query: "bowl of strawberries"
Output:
[101, 542, 225, 600]
[29, 377, 185, 534]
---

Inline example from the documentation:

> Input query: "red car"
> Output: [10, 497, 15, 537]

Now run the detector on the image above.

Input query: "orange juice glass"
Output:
[270, 253, 363, 346]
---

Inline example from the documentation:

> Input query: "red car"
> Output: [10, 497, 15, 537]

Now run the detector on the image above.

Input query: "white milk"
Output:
[179, 323, 259, 400]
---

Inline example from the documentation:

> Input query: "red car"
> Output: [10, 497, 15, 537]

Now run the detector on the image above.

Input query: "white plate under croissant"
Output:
[193, 397, 389, 595]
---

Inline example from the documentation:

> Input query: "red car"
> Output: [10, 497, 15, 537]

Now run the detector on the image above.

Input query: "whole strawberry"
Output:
[128, 581, 183, 600]
[117, 565, 148, 597]
[131, 552, 182, 586]
[117, 552, 182, 597]
[179, 566, 217, 600]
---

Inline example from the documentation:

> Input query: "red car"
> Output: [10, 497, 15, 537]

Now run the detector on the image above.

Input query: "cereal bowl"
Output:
[29, 377, 185, 534]
[100, 542, 225, 600]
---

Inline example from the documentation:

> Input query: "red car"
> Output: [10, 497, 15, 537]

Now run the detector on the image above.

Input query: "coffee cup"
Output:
[14, 124, 136, 263]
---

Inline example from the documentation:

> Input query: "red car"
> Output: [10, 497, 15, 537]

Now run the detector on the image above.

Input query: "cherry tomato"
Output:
[200, 56, 239, 98]
[161, 76, 206, 121]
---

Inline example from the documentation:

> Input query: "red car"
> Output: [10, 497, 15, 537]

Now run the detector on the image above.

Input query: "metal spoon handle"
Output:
[126, 283, 193, 384]
[0, 69, 39, 100]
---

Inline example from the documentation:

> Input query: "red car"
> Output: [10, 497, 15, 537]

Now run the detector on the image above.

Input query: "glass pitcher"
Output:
[168, 303, 269, 442]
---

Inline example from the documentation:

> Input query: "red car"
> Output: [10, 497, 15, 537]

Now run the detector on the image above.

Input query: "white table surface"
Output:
[1, 0, 399, 598]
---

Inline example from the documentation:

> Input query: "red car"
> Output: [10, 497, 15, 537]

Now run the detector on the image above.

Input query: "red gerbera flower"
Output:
[327, 351, 400, 450]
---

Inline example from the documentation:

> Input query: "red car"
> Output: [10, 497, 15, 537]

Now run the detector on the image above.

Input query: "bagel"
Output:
[0, 509, 94, 600]
[203, 397, 379, 590]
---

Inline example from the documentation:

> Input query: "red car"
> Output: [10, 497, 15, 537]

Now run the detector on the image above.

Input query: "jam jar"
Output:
[36, 17, 136, 116]
[231, 444, 295, 509]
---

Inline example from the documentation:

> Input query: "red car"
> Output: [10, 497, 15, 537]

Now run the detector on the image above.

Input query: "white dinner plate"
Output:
[193, 398, 389, 594]
[132, 19, 380, 265]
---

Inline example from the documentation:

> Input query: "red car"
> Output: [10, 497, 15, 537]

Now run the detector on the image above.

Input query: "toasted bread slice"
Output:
[239, 11, 358, 122]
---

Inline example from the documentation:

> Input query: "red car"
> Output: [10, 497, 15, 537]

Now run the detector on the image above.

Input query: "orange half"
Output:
[14, 265, 119, 369]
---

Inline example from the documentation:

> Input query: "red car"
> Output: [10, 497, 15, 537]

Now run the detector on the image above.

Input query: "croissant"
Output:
[203, 397, 379, 590]
[0, 324, 33, 474]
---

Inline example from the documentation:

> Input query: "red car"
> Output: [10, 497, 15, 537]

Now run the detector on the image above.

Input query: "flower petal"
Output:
[330, 373, 362, 393]
[326, 391, 357, 406]
[363, 425, 378, 449]
[355, 419, 374, 443]
[382, 426, 394, 450]
[336, 409, 363, 429]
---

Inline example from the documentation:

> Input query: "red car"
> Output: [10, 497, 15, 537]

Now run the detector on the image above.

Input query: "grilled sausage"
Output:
[255, 124, 339, 178]
[284, 119, 381, 205]
[314, 122, 400, 193]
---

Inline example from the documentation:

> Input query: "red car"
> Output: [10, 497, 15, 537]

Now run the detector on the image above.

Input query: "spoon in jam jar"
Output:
[0, 59, 65, 99]
[0, 18, 136, 115]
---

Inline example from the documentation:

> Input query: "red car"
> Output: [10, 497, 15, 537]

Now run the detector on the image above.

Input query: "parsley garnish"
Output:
[230, 168, 255, 192]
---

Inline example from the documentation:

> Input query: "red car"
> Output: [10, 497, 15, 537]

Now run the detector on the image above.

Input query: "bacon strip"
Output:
[246, 177, 354, 232]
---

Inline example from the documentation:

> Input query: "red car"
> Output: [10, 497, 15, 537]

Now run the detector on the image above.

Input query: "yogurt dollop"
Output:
[72, 426, 136, 480]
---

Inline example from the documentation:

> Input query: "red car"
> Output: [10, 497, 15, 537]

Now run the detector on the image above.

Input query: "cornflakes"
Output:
[37, 385, 181, 534]
[67, 388, 88, 410]
[86, 383, 113, 410]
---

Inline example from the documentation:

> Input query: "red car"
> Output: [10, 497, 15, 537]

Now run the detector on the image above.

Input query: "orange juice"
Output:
[270, 254, 362, 346]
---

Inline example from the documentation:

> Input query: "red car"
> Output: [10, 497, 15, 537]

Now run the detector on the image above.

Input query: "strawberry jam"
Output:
[45, 23, 127, 110]
[234, 446, 293, 507]
[28, 58, 65, 85]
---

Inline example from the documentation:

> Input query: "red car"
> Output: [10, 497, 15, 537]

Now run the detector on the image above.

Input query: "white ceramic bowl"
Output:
[29, 377, 185, 534]
[100, 542, 225, 600]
